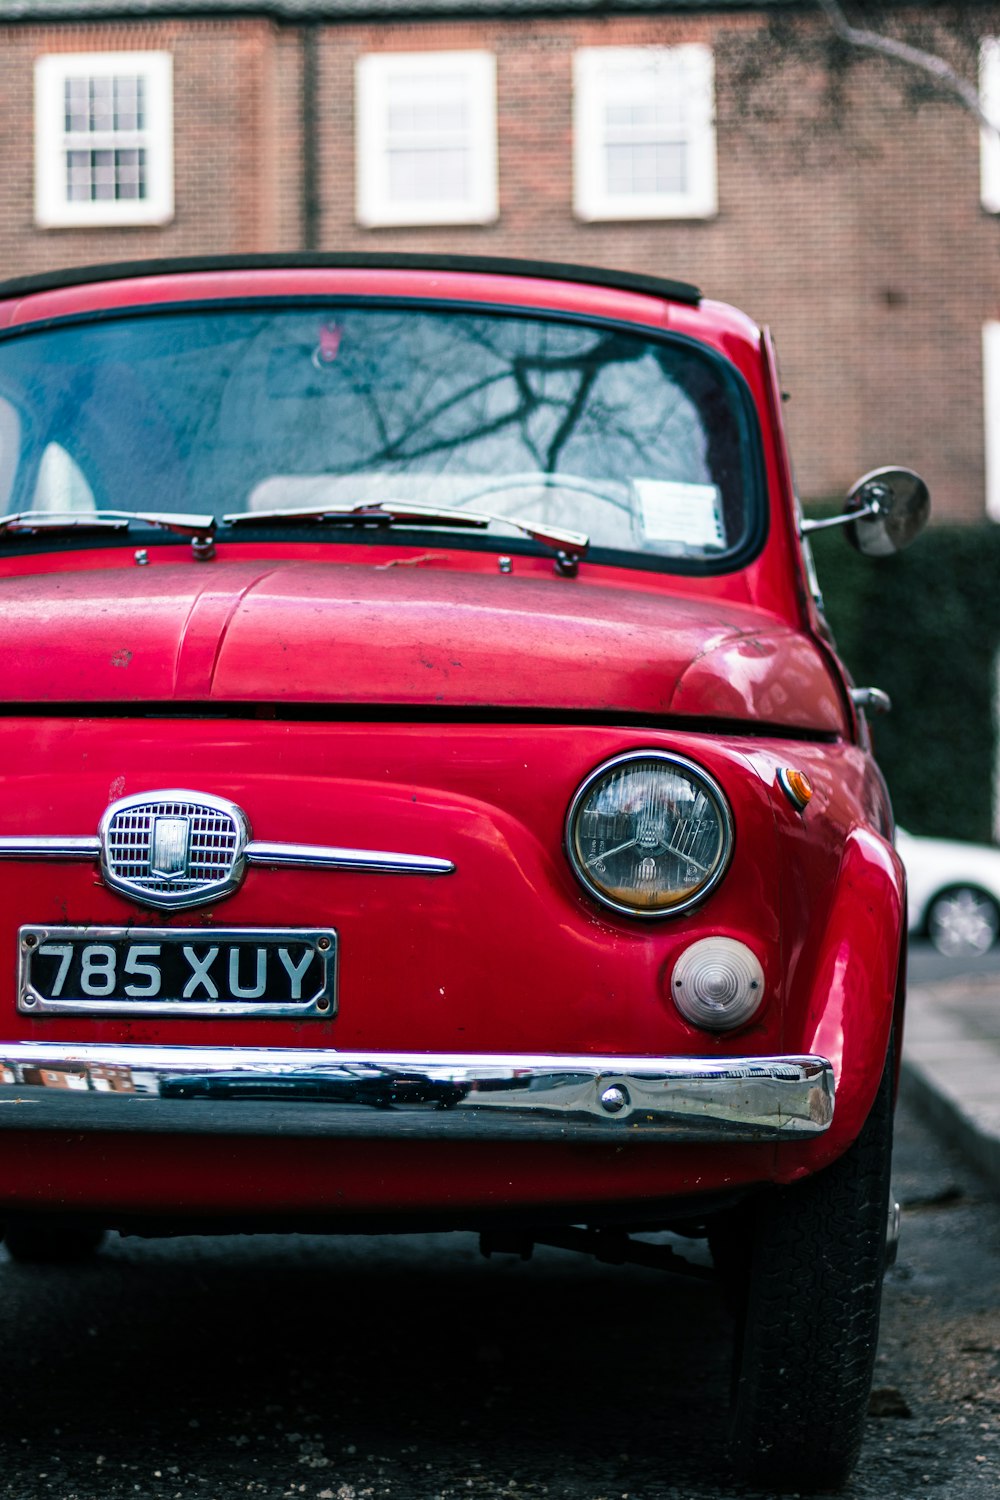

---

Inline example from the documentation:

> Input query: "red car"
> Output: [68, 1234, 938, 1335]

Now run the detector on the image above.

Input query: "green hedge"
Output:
[809, 523, 1000, 844]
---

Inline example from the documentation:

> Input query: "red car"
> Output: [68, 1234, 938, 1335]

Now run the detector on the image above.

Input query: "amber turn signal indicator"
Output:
[778, 767, 813, 811]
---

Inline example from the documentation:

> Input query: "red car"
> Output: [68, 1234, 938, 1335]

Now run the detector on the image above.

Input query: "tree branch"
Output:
[816, 0, 996, 132]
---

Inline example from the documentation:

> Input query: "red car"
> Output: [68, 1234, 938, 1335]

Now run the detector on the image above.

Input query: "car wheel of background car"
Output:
[3, 1218, 106, 1265]
[926, 886, 1000, 956]
[721, 1044, 894, 1491]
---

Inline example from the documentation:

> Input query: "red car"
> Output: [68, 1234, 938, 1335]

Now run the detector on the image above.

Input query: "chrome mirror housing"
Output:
[800, 466, 930, 556]
[844, 467, 931, 557]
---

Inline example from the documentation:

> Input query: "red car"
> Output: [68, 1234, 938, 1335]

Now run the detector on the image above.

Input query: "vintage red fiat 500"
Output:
[0, 255, 927, 1488]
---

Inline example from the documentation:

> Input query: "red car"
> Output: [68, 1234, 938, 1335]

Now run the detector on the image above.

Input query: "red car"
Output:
[0, 255, 927, 1489]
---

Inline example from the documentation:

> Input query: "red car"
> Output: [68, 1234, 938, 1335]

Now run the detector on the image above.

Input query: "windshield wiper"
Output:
[0, 501, 589, 574]
[223, 501, 589, 576]
[0, 510, 217, 559]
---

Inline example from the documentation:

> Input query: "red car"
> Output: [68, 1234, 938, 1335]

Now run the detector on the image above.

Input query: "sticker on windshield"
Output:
[633, 480, 725, 550]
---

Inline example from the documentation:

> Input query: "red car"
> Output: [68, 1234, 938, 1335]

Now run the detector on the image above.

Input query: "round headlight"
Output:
[565, 751, 733, 918]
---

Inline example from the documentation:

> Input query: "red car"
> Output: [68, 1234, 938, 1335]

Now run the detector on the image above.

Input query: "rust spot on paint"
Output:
[375, 553, 447, 570]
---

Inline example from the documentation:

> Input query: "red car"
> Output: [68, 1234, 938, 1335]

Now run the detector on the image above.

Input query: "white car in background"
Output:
[897, 826, 1000, 955]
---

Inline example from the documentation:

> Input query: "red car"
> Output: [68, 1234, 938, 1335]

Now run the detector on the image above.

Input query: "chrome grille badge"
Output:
[99, 791, 251, 910]
[151, 817, 190, 878]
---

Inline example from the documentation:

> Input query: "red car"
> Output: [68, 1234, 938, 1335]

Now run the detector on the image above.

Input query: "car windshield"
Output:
[0, 305, 759, 568]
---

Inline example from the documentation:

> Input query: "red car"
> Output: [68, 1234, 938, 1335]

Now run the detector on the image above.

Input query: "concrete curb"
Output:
[900, 980, 1000, 1194]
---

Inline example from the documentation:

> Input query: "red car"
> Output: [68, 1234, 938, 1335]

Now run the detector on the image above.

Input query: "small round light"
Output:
[565, 751, 733, 918]
[778, 767, 813, 812]
[671, 938, 765, 1032]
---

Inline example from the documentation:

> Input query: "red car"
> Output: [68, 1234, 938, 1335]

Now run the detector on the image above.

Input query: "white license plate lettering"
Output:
[19, 927, 337, 1016]
[123, 944, 162, 998]
[278, 946, 312, 999]
[182, 945, 220, 1000]
[228, 946, 266, 999]
[37, 942, 73, 996]
[80, 944, 116, 996]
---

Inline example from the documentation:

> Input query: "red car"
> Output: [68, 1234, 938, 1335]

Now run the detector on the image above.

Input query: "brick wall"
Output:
[0, 19, 281, 267]
[2, 7, 998, 520]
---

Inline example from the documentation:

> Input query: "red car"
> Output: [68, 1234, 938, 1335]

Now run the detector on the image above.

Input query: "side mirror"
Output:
[844, 467, 931, 557]
[800, 466, 930, 555]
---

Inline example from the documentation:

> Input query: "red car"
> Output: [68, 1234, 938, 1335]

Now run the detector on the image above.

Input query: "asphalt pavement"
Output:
[902, 943, 1000, 1192]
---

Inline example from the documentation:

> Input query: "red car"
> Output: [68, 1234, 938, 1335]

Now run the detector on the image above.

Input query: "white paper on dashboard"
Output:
[633, 479, 725, 549]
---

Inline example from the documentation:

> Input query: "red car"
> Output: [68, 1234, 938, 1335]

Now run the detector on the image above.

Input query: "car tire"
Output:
[926, 886, 1000, 956]
[3, 1219, 106, 1265]
[719, 1044, 894, 1492]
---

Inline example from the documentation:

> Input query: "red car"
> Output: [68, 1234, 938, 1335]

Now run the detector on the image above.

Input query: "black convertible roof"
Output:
[0, 252, 702, 306]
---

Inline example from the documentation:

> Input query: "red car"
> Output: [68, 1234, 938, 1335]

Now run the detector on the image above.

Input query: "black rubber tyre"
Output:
[3, 1219, 106, 1265]
[723, 1046, 894, 1492]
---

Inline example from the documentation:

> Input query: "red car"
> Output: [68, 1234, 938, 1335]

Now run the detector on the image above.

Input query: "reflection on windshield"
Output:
[0, 307, 755, 565]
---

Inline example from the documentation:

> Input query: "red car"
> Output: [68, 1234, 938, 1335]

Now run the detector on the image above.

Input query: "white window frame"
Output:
[34, 51, 173, 228]
[573, 44, 716, 222]
[984, 321, 1000, 518]
[981, 38, 1000, 213]
[356, 50, 498, 228]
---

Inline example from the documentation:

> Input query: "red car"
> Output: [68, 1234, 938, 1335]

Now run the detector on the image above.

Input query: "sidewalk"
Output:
[901, 973, 1000, 1192]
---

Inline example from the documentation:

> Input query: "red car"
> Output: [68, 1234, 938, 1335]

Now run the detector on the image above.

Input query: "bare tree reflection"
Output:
[0, 308, 748, 553]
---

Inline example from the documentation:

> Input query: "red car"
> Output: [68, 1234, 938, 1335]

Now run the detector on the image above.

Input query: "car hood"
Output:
[0, 558, 847, 731]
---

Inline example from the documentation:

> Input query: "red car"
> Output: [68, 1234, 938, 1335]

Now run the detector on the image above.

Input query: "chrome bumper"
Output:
[0, 1044, 834, 1142]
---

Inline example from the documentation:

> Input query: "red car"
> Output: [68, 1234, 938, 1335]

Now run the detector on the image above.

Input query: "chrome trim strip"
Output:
[0, 835, 454, 877]
[0, 1044, 834, 1142]
[245, 841, 455, 876]
[0, 837, 101, 859]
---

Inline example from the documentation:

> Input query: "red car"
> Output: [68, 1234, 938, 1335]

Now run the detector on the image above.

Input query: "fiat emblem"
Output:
[98, 790, 251, 911]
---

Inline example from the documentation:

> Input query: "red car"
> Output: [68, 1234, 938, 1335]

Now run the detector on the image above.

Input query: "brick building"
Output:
[1, 0, 999, 521]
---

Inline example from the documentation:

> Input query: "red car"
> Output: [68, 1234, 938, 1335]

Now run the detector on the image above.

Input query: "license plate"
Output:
[17, 926, 338, 1018]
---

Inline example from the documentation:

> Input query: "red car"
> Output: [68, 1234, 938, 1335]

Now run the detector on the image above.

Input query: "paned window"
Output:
[356, 51, 497, 227]
[574, 46, 716, 221]
[34, 52, 173, 228]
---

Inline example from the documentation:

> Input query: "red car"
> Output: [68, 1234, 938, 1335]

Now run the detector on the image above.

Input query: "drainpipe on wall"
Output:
[302, 22, 321, 250]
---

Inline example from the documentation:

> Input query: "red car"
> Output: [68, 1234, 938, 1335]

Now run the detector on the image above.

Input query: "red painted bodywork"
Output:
[0, 557, 848, 731]
[0, 263, 905, 1225]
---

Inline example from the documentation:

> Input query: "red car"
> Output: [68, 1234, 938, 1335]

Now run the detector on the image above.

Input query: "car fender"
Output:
[779, 825, 905, 1181]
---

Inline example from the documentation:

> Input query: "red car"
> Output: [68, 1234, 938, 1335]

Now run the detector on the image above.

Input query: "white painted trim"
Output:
[35, 51, 173, 229]
[573, 45, 717, 222]
[356, 50, 498, 228]
[981, 39, 1000, 213]
[983, 321, 1000, 519]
